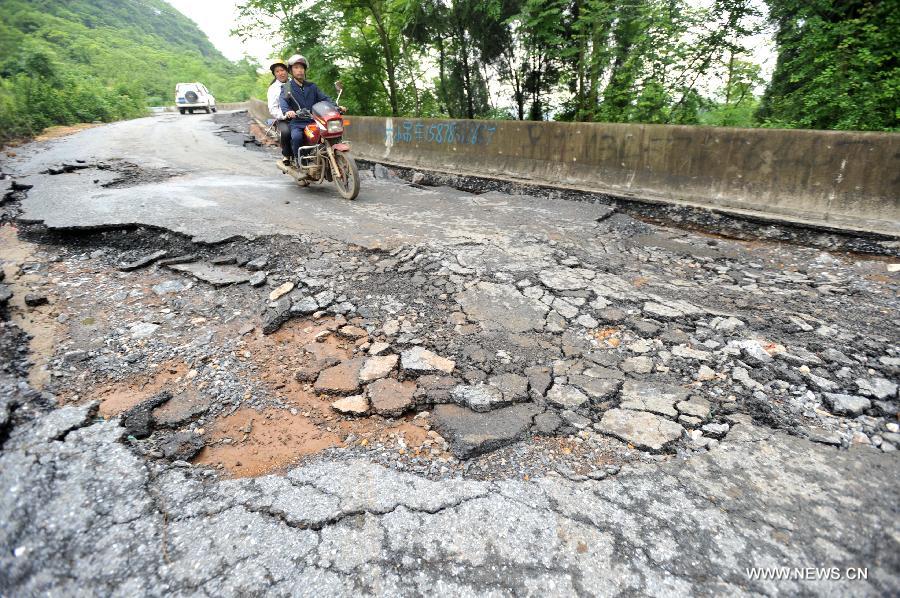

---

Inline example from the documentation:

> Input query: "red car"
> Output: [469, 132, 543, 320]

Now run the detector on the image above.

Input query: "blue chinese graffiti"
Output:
[385, 120, 496, 146]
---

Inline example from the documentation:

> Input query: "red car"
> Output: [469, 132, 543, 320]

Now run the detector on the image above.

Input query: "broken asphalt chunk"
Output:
[546, 384, 589, 409]
[823, 393, 871, 417]
[168, 262, 252, 286]
[401, 347, 455, 375]
[290, 296, 319, 315]
[618, 379, 687, 417]
[315, 358, 365, 395]
[452, 384, 507, 412]
[332, 395, 369, 415]
[596, 408, 685, 452]
[24, 294, 49, 307]
[262, 296, 292, 334]
[119, 250, 168, 271]
[368, 379, 416, 417]
[431, 402, 543, 459]
[156, 253, 199, 267]
[121, 391, 172, 438]
[159, 431, 204, 461]
[359, 354, 398, 382]
[0, 284, 12, 305]
[249, 271, 267, 287]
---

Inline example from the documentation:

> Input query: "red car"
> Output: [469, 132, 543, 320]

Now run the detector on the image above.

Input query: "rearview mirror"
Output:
[335, 81, 343, 93]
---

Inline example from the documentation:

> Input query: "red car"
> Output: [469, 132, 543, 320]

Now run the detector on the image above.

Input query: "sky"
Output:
[164, 0, 278, 67]
[164, 0, 776, 101]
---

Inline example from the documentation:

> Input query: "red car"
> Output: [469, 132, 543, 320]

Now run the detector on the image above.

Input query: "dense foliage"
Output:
[757, 0, 898, 130]
[0, 0, 261, 140]
[237, 0, 897, 131]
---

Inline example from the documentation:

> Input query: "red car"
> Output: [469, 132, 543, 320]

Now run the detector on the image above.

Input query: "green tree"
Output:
[237, 0, 894, 132]
[757, 0, 899, 130]
[701, 54, 762, 127]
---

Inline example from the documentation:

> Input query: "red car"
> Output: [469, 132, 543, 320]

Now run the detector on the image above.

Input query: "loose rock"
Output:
[596, 408, 685, 452]
[359, 354, 399, 382]
[315, 358, 365, 394]
[823, 393, 871, 417]
[546, 384, 589, 409]
[401, 347, 455, 375]
[332, 395, 369, 415]
[368, 379, 416, 416]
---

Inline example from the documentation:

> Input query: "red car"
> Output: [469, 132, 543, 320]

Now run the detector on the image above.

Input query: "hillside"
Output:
[0, 0, 261, 139]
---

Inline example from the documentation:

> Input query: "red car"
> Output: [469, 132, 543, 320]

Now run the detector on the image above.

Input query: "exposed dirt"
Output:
[35, 123, 103, 142]
[0, 224, 62, 389]
[0, 227, 460, 477]
[195, 406, 344, 477]
[91, 360, 190, 417]
[2, 123, 103, 154]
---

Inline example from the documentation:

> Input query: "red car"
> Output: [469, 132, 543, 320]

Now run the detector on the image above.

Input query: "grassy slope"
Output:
[0, 0, 264, 138]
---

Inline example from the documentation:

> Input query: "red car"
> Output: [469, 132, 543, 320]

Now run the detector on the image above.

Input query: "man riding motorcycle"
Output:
[266, 59, 291, 164]
[278, 54, 344, 172]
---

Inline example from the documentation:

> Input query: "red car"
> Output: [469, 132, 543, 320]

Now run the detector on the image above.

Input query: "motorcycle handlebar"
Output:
[287, 106, 345, 119]
[284, 109, 311, 120]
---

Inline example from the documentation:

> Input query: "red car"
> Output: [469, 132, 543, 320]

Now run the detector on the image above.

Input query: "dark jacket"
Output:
[279, 79, 333, 129]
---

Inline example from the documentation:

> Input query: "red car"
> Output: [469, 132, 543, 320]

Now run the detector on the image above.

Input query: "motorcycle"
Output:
[275, 81, 360, 201]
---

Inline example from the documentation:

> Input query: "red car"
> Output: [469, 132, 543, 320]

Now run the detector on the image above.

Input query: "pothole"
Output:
[100, 160, 184, 188]
[1, 155, 897, 486]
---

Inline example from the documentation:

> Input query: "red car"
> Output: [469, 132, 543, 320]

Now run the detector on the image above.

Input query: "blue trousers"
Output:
[290, 120, 314, 159]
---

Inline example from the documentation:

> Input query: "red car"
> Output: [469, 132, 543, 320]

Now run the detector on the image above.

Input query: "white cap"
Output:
[287, 54, 309, 69]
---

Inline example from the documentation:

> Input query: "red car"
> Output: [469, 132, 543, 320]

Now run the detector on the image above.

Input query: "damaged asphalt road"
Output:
[0, 110, 898, 596]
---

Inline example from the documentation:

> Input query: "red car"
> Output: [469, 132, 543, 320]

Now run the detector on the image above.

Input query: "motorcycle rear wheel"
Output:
[333, 152, 359, 200]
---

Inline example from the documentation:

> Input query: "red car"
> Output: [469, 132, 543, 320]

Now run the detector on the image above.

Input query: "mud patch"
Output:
[90, 361, 191, 417]
[194, 407, 343, 477]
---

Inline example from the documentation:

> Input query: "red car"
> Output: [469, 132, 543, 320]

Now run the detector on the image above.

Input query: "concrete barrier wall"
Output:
[249, 98, 269, 123]
[218, 102, 250, 111]
[249, 99, 900, 235]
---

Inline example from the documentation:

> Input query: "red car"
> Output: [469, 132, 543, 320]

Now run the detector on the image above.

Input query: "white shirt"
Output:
[267, 80, 285, 120]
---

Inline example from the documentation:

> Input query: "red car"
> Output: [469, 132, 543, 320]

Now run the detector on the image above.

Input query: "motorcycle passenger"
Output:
[266, 60, 292, 165]
[279, 54, 338, 170]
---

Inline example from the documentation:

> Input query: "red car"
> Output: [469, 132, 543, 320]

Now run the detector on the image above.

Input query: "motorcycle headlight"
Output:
[327, 120, 343, 133]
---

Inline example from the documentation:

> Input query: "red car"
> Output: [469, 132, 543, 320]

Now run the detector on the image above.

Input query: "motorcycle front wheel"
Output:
[333, 152, 359, 201]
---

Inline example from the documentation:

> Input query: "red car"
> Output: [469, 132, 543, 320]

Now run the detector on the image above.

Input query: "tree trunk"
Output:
[456, 19, 475, 119]
[437, 36, 450, 116]
[368, 2, 400, 116]
[400, 36, 421, 116]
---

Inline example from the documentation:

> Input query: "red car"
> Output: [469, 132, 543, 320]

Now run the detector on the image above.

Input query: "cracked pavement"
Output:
[0, 111, 898, 595]
[2, 404, 898, 595]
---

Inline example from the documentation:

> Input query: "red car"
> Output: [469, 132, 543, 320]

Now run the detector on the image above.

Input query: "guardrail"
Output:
[248, 98, 899, 236]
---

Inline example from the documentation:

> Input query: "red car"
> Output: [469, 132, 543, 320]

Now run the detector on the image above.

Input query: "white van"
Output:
[175, 83, 216, 114]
